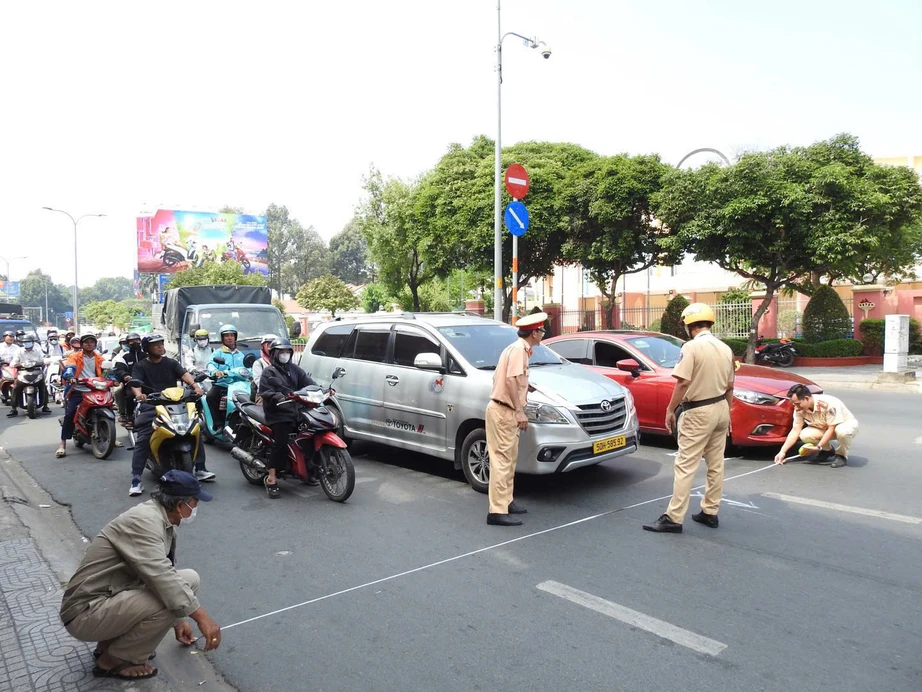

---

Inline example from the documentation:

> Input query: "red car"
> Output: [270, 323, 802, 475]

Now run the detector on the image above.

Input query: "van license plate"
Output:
[593, 435, 626, 454]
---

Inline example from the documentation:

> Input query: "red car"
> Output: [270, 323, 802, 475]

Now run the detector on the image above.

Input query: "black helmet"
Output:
[127, 332, 141, 342]
[141, 334, 165, 353]
[79, 332, 97, 344]
[269, 337, 293, 353]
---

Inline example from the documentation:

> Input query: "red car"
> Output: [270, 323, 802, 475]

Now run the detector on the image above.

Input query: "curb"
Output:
[809, 379, 922, 394]
[0, 444, 236, 691]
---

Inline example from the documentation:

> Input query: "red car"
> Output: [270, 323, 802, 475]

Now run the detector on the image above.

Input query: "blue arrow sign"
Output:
[504, 201, 529, 237]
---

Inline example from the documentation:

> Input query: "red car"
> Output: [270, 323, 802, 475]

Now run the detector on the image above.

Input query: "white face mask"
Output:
[197, 339, 209, 347]
[278, 353, 291, 364]
[182, 503, 198, 526]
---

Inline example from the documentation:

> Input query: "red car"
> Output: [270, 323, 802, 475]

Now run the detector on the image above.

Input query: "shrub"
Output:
[777, 309, 801, 339]
[802, 285, 851, 342]
[793, 338, 864, 358]
[660, 295, 690, 341]
[721, 338, 748, 356]
[649, 318, 662, 332]
[860, 317, 922, 355]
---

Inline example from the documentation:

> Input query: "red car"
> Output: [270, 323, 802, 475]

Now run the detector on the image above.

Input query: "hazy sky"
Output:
[2, 0, 920, 288]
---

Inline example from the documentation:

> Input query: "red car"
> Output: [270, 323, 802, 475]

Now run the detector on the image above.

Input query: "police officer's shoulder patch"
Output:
[676, 351, 684, 363]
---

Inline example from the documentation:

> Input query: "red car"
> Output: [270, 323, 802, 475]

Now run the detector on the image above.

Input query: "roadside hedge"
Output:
[720, 337, 864, 358]
[803, 286, 851, 342]
[859, 318, 922, 355]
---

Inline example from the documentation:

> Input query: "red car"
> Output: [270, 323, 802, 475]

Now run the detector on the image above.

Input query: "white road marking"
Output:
[762, 493, 922, 525]
[536, 581, 727, 656]
[222, 464, 780, 632]
[690, 490, 758, 509]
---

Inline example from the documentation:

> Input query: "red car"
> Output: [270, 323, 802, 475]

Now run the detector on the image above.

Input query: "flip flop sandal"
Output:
[264, 479, 281, 499]
[94, 649, 155, 661]
[55, 448, 66, 458]
[114, 441, 124, 447]
[92, 662, 158, 680]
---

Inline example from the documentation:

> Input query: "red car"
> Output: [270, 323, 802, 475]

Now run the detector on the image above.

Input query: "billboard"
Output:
[0, 280, 20, 298]
[136, 209, 268, 276]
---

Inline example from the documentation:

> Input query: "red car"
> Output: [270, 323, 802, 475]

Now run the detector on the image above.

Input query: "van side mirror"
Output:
[332, 366, 346, 380]
[291, 321, 302, 337]
[414, 353, 443, 371]
[616, 359, 642, 377]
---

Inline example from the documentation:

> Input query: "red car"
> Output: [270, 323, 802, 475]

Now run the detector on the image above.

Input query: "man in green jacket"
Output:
[60, 470, 222, 680]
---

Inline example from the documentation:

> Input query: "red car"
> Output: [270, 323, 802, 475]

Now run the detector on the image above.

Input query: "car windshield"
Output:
[194, 308, 287, 342]
[625, 334, 685, 368]
[438, 324, 562, 369]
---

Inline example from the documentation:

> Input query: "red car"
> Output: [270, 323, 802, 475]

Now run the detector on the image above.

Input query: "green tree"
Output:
[562, 154, 677, 329]
[265, 203, 297, 295]
[714, 287, 752, 338]
[296, 275, 359, 317]
[655, 133, 919, 362]
[80, 276, 135, 304]
[660, 295, 690, 340]
[802, 285, 851, 342]
[361, 283, 390, 313]
[17, 270, 73, 324]
[165, 261, 267, 289]
[284, 225, 330, 296]
[330, 220, 371, 284]
[415, 137, 598, 320]
[82, 300, 140, 330]
[218, 205, 244, 214]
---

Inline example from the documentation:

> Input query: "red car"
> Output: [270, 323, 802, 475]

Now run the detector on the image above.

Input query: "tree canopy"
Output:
[82, 299, 141, 330]
[296, 275, 359, 317]
[165, 261, 267, 289]
[330, 220, 371, 284]
[80, 276, 135, 305]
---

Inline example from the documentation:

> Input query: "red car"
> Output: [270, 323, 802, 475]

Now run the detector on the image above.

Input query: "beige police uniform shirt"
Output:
[672, 329, 734, 402]
[793, 394, 856, 430]
[489, 338, 531, 415]
[60, 500, 200, 625]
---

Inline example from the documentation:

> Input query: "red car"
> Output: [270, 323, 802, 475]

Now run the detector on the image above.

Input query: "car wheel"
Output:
[460, 428, 489, 494]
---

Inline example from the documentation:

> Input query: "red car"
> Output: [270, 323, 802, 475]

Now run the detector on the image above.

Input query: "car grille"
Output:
[575, 399, 628, 436]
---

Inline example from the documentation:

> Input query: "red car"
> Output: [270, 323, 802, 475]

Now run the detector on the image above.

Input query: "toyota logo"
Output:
[600, 400, 612, 412]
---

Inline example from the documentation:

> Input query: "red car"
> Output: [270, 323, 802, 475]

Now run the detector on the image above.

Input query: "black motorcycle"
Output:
[17, 363, 49, 419]
[755, 336, 796, 367]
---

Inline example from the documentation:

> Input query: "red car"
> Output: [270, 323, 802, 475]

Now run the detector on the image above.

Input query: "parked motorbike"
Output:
[229, 367, 354, 502]
[16, 362, 49, 419]
[67, 376, 119, 459]
[755, 336, 796, 367]
[200, 353, 256, 444]
[126, 378, 206, 477]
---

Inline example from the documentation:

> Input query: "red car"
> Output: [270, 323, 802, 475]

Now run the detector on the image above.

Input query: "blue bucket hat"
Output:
[159, 470, 213, 502]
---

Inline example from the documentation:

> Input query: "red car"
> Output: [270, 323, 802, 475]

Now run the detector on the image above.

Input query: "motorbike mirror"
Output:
[243, 353, 257, 368]
[188, 323, 201, 336]
[194, 372, 209, 383]
[213, 355, 226, 365]
[126, 379, 144, 390]
[291, 321, 302, 337]
[331, 366, 346, 380]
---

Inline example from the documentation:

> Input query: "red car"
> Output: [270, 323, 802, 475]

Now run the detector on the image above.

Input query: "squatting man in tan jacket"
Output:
[59, 470, 222, 681]
[774, 384, 859, 469]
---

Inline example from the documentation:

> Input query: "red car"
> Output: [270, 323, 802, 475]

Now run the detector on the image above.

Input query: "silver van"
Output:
[300, 314, 639, 492]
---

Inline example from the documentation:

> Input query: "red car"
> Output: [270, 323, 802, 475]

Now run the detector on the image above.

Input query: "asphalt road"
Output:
[1, 388, 920, 692]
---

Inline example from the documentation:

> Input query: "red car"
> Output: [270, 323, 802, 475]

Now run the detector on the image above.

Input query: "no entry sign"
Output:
[504, 164, 530, 200]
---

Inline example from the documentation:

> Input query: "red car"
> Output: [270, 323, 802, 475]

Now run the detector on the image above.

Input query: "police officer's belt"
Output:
[677, 394, 726, 414]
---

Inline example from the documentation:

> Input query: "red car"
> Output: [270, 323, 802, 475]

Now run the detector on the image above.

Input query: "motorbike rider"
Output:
[7, 335, 50, 417]
[257, 338, 318, 498]
[205, 325, 245, 433]
[251, 334, 276, 390]
[129, 334, 211, 497]
[1, 330, 21, 365]
[44, 329, 65, 358]
[184, 329, 214, 371]
[112, 333, 143, 424]
[63, 335, 81, 358]
[110, 334, 128, 358]
[56, 334, 107, 458]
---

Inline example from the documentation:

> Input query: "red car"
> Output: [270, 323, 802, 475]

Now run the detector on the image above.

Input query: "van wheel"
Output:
[460, 428, 489, 494]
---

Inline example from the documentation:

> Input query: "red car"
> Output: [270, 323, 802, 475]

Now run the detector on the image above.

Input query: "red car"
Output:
[545, 330, 822, 448]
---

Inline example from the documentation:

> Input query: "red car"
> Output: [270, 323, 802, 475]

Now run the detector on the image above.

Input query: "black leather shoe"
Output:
[643, 514, 682, 533]
[830, 455, 847, 468]
[6, 409, 17, 418]
[508, 501, 527, 514]
[487, 513, 523, 526]
[305, 476, 320, 486]
[692, 511, 719, 528]
[41, 406, 51, 413]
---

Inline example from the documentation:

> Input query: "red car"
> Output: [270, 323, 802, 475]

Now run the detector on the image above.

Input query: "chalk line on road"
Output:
[762, 493, 922, 525]
[536, 580, 728, 656]
[222, 462, 779, 631]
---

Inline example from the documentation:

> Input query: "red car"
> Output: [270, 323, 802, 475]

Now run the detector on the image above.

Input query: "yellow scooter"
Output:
[128, 379, 205, 477]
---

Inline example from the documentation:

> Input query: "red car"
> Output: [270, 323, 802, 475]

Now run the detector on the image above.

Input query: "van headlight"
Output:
[524, 403, 568, 424]
[622, 388, 635, 412]
[733, 389, 780, 405]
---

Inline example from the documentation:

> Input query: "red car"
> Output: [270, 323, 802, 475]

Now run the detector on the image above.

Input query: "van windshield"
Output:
[193, 308, 287, 342]
[438, 324, 562, 370]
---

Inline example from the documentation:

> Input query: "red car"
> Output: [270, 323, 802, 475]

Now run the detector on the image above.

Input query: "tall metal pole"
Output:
[511, 234, 518, 324]
[43, 208, 106, 331]
[493, 0, 504, 321]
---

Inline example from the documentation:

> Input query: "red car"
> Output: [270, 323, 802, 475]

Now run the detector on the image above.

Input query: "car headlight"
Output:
[621, 388, 635, 412]
[524, 403, 568, 424]
[733, 389, 780, 405]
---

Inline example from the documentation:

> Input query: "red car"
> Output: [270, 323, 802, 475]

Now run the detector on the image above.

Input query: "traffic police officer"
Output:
[485, 312, 548, 526]
[644, 303, 735, 533]
[774, 384, 858, 468]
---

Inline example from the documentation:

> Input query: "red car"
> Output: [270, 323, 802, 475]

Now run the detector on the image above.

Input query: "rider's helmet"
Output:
[680, 303, 716, 329]
[219, 324, 238, 337]
[14, 329, 25, 343]
[269, 337, 294, 365]
[127, 332, 141, 344]
[118, 333, 129, 345]
[141, 334, 165, 354]
[194, 329, 210, 339]
[69, 336, 81, 348]
[2, 330, 14, 340]
[79, 333, 98, 346]
[47, 328, 58, 337]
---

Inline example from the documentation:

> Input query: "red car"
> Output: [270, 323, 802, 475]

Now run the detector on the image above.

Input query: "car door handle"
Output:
[385, 374, 399, 386]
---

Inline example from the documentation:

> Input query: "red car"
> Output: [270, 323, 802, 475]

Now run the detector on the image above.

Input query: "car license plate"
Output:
[593, 435, 626, 454]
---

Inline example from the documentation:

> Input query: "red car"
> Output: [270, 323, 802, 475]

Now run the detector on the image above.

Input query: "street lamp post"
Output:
[493, 1, 550, 322]
[42, 208, 106, 330]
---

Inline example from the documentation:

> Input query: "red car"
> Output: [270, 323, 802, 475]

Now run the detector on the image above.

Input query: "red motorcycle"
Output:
[229, 367, 354, 501]
[66, 377, 118, 459]
[1, 364, 16, 404]
[221, 245, 251, 270]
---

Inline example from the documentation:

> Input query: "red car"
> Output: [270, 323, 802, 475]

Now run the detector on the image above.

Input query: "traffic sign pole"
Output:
[503, 165, 530, 325]
[512, 235, 518, 325]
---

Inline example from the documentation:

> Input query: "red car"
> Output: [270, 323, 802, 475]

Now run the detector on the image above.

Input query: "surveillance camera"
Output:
[540, 43, 552, 59]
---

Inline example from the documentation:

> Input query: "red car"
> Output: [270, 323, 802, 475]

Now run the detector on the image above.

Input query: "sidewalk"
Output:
[787, 357, 922, 394]
[0, 444, 233, 691]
